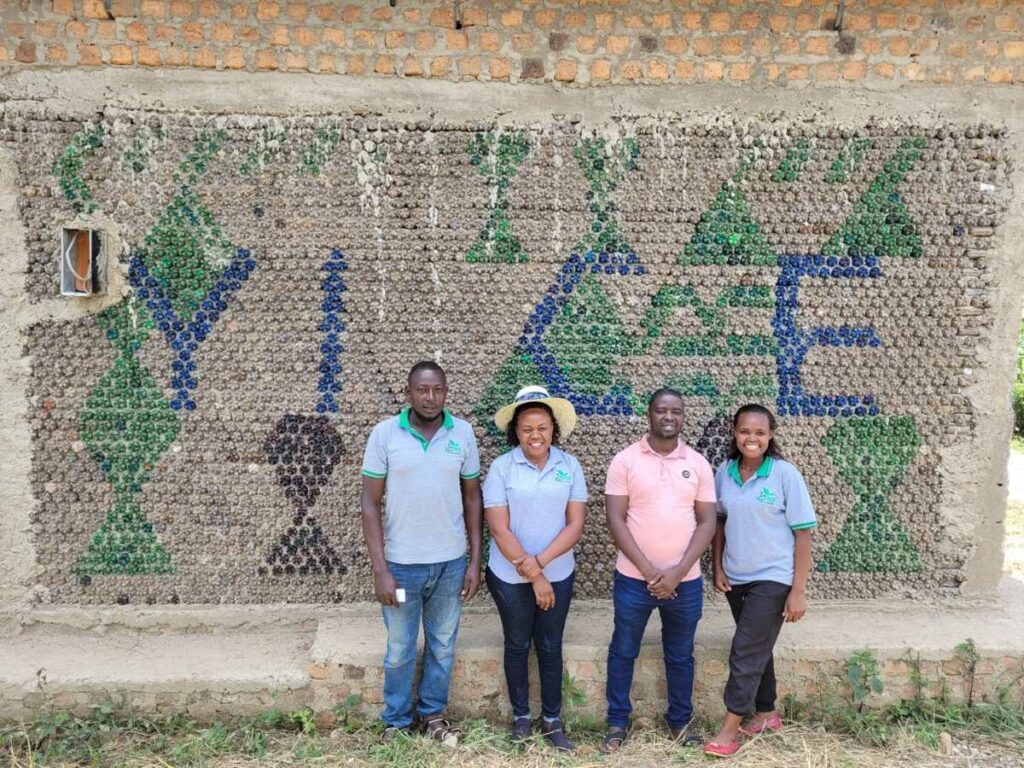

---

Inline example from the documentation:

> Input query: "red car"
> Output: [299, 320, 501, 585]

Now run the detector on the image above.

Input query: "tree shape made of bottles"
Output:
[74, 131, 256, 578]
[465, 131, 532, 264]
[475, 135, 647, 427]
[819, 416, 923, 573]
[259, 249, 348, 577]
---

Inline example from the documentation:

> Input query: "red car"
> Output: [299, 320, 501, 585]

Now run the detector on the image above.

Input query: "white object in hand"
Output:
[395, 588, 406, 603]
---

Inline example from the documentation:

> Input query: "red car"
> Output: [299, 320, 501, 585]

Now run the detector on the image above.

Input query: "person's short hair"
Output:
[408, 360, 446, 383]
[506, 402, 561, 448]
[647, 387, 684, 411]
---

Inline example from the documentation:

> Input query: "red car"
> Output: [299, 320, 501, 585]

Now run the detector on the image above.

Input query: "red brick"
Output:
[876, 12, 900, 29]
[126, 21, 148, 42]
[415, 30, 436, 50]
[65, 21, 88, 39]
[674, 60, 696, 79]
[682, 12, 702, 30]
[708, 12, 731, 32]
[787, 63, 808, 80]
[255, 49, 278, 69]
[286, 51, 309, 70]
[83, 0, 108, 19]
[340, 5, 361, 23]
[590, 58, 610, 81]
[501, 9, 523, 27]
[323, 28, 345, 46]
[238, 26, 260, 42]
[795, 13, 818, 32]
[166, 46, 189, 65]
[511, 33, 534, 53]
[842, 60, 867, 80]
[750, 37, 771, 57]
[652, 13, 672, 30]
[607, 35, 629, 55]
[314, 4, 336, 22]
[459, 55, 481, 77]
[287, 3, 309, 22]
[138, 46, 161, 66]
[446, 30, 468, 50]
[988, 67, 1014, 83]
[153, 23, 175, 41]
[623, 14, 644, 29]
[6, 21, 27, 38]
[294, 27, 318, 46]
[701, 60, 724, 81]
[720, 36, 744, 56]
[860, 37, 883, 55]
[426, 7, 450, 27]
[46, 44, 68, 62]
[52, 0, 75, 17]
[370, 6, 391, 22]
[198, 2, 218, 18]
[256, 2, 279, 21]
[384, 30, 405, 49]
[728, 62, 752, 81]
[768, 14, 790, 32]
[401, 53, 422, 76]
[353, 29, 375, 48]
[977, 40, 999, 58]
[946, 40, 967, 58]
[1006, 41, 1024, 58]
[95, 20, 117, 37]
[815, 61, 838, 80]
[996, 15, 1019, 32]
[192, 48, 215, 68]
[232, 4, 248, 19]
[904, 14, 924, 31]
[430, 56, 451, 77]
[345, 53, 365, 74]
[316, 53, 334, 72]
[594, 12, 614, 31]
[182, 22, 204, 42]
[873, 62, 896, 79]
[79, 44, 102, 64]
[805, 36, 829, 56]
[268, 26, 289, 46]
[555, 58, 577, 81]
[462, 7, 486, 27]
[34, 20, 59, 38]
[223, 47, 246, 68]
[211, 23, 234, 42]
[170, 1, 195, 18]
[648, 58, 669, 79]
[664, 35, 687, 54]
[845, 13, 871, 31]
[109, 43, 133, 64]
[140, 0, 165, 18]
[490, 57, 511, 80]
[692, 37, 714, 56]
[739, 12, 760, 30]
[622, 59, 642, 80]
[564, 11, 586, 28]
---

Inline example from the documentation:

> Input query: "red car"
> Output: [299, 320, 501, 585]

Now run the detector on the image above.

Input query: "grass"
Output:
[1006, 499, 1024, 574]
[3, 701, 1024, 768]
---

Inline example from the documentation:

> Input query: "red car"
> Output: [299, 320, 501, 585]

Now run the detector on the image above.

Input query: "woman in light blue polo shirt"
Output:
[705, 403, 816, 758]
[483, 386, 587, 753]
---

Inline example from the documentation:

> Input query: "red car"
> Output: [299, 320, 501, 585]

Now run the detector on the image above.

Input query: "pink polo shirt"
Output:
[604, 436, 716, 582]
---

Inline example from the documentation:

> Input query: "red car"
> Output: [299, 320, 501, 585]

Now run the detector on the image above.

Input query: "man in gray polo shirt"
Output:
[361, 361, 483, 745]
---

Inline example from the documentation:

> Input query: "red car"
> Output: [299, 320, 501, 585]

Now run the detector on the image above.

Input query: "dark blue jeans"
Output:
[606, 571, 703, 730]
[486, 567, 575, 720]
[380, 557, 466, 728]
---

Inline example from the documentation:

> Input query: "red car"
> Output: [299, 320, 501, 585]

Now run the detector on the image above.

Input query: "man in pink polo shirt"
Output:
[600, 388, 717, 753]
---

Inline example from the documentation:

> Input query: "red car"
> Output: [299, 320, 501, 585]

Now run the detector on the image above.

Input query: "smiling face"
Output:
[734, 410, 773, 463]
[515, 405, 555, 462]
[406, 368, 447, 422]
[648, 392, 685, 440]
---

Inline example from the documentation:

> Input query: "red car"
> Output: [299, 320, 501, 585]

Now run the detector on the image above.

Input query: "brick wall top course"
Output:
[1, 1, 1023, 88]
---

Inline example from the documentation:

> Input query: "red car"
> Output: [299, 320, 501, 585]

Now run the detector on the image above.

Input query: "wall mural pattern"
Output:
[6, 110, 1007, 603]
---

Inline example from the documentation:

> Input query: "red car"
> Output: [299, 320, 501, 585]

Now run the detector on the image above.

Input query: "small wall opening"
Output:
[59, 228, 102, 297]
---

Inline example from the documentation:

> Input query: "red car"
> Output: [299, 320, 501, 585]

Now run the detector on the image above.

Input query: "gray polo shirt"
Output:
[482, 446, 588, 585]
[362, 408, 481, 565]
[714, 457, 816, 586]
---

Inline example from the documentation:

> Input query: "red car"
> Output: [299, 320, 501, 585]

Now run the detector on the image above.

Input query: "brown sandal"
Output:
[601, 727, 628, 753]
[421, 713, 460, 747]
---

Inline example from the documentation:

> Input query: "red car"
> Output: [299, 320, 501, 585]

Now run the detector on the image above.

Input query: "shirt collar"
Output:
[398, 407, 454, 450]
[640, 435, 688, 460]
[727, 456, 775, 486]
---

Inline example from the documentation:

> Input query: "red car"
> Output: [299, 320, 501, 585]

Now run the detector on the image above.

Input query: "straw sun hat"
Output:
[493, 385, 578, 438]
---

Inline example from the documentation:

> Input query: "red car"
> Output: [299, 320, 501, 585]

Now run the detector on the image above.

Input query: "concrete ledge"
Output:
[3, 577, 1024, 723]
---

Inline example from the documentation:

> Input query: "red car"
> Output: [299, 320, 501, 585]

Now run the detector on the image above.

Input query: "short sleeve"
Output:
[361, 423, 388, 478]
[781, 464, 817, 531]
[714, 463, 728, 518]
[604, 451, 629, 496]
[569, 455, 588, 503]
[460, 427, 481, 480]
[482, 454, 509, 508]
[693, 454, 717, 504]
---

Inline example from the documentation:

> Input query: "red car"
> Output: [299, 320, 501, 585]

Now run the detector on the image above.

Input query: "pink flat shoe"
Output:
[704, 739, 741, 757]
[738, 713, 783, 736]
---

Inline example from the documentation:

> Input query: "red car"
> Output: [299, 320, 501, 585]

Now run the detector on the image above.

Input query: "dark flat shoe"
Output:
[541, 719, 575, 753]
[510, 716, 533, 743]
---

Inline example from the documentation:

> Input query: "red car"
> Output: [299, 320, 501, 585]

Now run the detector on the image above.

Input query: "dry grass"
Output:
[8, 718, 1023, 768]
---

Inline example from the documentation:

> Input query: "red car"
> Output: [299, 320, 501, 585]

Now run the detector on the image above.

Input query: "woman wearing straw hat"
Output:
[483, 385, 588, 752]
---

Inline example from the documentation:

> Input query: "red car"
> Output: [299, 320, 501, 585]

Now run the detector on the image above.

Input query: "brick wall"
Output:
[2, 0, 1023, 87]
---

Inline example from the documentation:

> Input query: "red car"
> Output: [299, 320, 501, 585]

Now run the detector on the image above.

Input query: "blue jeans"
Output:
[606, 571, 703, 730]
[381, 557, 466, 728]
[486, 567, 575, 720]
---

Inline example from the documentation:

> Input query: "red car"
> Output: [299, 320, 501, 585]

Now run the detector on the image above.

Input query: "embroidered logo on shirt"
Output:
[554, 469, 573, 483]
[445, 439, 462, 455]
[756, 487, 777, 505]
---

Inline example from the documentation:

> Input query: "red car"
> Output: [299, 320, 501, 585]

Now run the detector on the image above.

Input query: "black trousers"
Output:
[723, 581, 791, 716]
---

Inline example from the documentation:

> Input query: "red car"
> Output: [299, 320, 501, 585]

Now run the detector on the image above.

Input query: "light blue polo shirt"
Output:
[482, 446, 588, 585]
[362, 408, 481, 565]
[714, 457, 816, 586]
